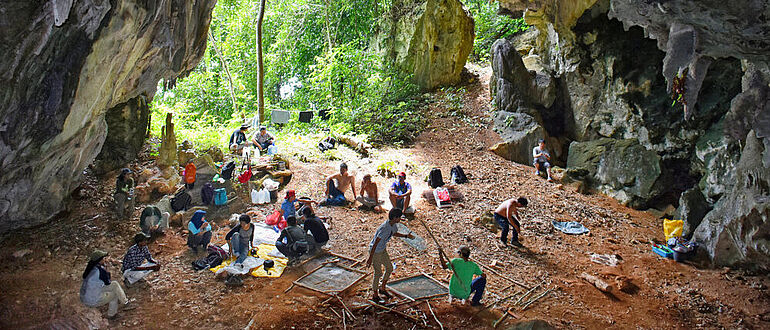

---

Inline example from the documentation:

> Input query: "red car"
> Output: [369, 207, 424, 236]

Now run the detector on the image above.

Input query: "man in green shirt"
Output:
[438, 246, 486, 306]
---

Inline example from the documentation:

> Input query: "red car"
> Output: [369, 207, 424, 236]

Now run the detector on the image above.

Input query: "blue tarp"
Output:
[552, 220, 589, 235]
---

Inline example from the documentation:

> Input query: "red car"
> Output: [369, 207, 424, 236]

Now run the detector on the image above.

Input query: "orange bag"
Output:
[184, 163, 197, 184]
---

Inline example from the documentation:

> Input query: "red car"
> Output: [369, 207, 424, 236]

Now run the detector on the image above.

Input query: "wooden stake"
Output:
[427, 301, 443, 330]
[473, 259, 531, 290]
[519, 287, 554, 311]
[335, 295, 356, 321]
[367, 300, 421, 324]
[493, 308, 511, 328]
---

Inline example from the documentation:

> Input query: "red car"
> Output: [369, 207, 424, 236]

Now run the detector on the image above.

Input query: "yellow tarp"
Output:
[663, 219, 684, 241]
[209, 243, 288, 278]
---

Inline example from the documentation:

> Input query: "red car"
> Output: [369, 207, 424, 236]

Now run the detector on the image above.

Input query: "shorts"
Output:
[533, 160, 551, 169]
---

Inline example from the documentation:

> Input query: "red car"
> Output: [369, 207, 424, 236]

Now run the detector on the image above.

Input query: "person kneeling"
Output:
[302, 207, 329, 254]
[275, 216, 308, 264]
[438, 246, 486, 306]
[121, 233, 161, 287]
[225, 214, 254, 265]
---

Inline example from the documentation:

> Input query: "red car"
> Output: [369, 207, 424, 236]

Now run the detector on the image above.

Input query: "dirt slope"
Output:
[0, 64, 768, 329]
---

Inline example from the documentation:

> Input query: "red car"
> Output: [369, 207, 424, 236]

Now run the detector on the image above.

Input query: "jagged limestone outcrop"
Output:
[492, 0, 769, 266]
[0, 0, 215, 233]
[94, 93, 151, 173]
[372, 0, 475, 90]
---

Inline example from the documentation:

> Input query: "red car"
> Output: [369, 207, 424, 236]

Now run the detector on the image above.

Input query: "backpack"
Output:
[191, 245, 227, 270]
[201, 183, 215, 205]
[221, 161, 236, 180]
[214, 188, 227, 206]
[450, 165, 468, 184]
[427, 168, 444, 188]
[184, 163, 197, 184]
[171, 190, 192, 212]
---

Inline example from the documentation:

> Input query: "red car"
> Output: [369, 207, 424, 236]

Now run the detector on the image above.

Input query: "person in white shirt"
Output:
[532, 139, 553, 181]
[365, 208, 414, 302]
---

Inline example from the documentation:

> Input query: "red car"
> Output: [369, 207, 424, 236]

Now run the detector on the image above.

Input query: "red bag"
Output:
[265, 210, 281, 226]
[238, 169, 252, 183]
[276, 218, 288, 230]
[184, 163, 197, 184]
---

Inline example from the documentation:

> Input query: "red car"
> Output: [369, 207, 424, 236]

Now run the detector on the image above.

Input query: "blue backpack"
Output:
[214, 188, 227, 206]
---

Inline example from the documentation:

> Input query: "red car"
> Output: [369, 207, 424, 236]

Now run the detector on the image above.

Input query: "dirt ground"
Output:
[1, 64, 769, 329]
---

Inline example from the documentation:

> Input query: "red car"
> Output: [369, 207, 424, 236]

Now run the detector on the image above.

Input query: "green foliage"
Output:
[465, 0, 528, 62]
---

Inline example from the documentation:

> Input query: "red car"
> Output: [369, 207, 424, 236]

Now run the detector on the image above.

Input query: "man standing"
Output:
[121, 233, 161, 287]
[366, 208, 414, 302]
[229, 123, 250, 153]
[251, 126, 275, 152]
[388, 172, 413, 213]
[532, 139, 553, 181]
[322, 163, 357, 206]
[493, 197, 529, 247]
[438, 246, 486, 306]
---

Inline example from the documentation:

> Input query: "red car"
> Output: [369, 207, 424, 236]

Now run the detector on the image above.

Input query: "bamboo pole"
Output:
[417, 217, 468, 292]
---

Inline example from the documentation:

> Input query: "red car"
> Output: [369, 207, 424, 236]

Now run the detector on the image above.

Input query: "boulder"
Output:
[192, 154, 218, 176]
[0, 0, 215, 233]
[372, 0, 475, 90]
[178, 149, 197, 166]
[674, 187, 710, 238]
[566, 138, 662, 208]
[491, 112, 545, 165]
[694, 131, 770, 268]
[206, 146, 225, 162]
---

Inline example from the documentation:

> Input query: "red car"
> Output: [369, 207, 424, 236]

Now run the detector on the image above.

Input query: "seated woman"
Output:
[187, 210, 212, 253]
[80, 249, 129, 319]
[139, 206, 169, 236]
[225, 214, 254, 265]
[356, 174, 384, 212]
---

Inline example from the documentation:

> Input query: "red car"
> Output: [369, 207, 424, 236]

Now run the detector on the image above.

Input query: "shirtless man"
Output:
[322, 163, 357, 206]
[493, 197, 528, 247]
[357, 174, 384, 212]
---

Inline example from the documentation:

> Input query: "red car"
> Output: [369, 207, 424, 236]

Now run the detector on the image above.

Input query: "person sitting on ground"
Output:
[121, 233, 161, 287]
[389, 172, 413, 213]
[357, 174, 384, 212]
[139, 205, 169, 237]
[80, 249, 129, 319]
[438, 246, 486, 306]
[251, 126, 275, 153]
[532, 139, 553, 182]
[275, 216, 308, 264]
[187, 210, 212, 253]
[302, 207, 329, 254]
[114, 168, 135, 219]
[228, 123, 251, 153]
[280, 190, 299, 220]
[366, 208, 414, 302]
[321, 163, 356, 206]
[225, 214, 254, 265]
[493, 197, 528, 248]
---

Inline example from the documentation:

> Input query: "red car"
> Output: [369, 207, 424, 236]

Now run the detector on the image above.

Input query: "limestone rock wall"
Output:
[492, 0, 770, 267]
[372, 0, 475, 90]
[0, 0, 215, 233]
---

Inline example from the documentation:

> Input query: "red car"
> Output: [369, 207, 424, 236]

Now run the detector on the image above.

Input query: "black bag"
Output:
[291, 241, 309, 254]
[318, 137, 336, 152]
[221, 161, 236, 180]
[427, 168, 444, 188]
[450, 165, 468, 184]
[191, 246, 227, 270]
[201, 183, 215, 205]
[171, 190, 192, 212]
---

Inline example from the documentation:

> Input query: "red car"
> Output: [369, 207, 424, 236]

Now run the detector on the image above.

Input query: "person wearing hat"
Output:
[388, 171, 413, 213]
[187, 210, 212, 253]
[229, 123, 251, 153]
[80, 249, 129, 318]
[225, 214, 255, 265]
[250, 126, 275, 153]
[114, 168, 135, 219]
[438, 246, 486, 306]
[139, 205, 169, 236]
[321, 162, 357, 206]
[121, 233, 161, 287]
[280, 190, 299, 220]
[365, 208, 414, 302]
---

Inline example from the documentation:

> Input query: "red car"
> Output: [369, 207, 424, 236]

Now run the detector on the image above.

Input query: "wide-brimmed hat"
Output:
[89, 250, 108, 262]
[240, 123, 251, 130]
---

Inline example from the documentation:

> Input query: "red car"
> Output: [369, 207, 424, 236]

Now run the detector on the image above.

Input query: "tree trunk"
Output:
[208, 31, 238, 113]
[256, 0, 267, 123]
